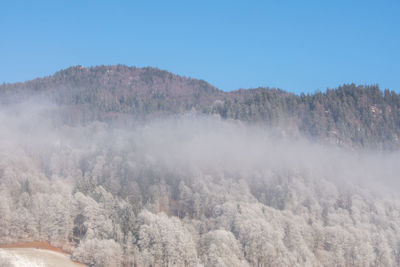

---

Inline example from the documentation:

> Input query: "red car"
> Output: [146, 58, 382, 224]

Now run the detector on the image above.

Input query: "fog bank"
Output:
[1, 102, 400, 266]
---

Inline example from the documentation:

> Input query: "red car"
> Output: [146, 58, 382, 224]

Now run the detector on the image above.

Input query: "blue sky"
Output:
[1, 0, 399, 93]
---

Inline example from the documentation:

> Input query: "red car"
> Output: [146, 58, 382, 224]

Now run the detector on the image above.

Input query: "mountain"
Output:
[1, 65, 400, 266]
[0, 65, 222, 123]
[1, 65, 399, 149]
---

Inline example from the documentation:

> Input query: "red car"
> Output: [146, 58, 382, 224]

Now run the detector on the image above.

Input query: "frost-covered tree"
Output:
[199, 229, 249, 267]
[72, 238, 122, 267]
[135, 210, 198, 266]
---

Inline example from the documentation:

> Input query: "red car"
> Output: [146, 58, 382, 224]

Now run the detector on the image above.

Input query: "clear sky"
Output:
[1, 0, 399, 93]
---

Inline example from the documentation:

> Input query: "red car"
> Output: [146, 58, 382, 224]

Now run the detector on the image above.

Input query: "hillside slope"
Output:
[1, 65, 399, 149]
[1, 67, 400, 266]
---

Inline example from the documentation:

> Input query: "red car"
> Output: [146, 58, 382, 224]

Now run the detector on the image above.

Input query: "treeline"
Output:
[214, 84, 400, 149]
[1, 65, 399, 149]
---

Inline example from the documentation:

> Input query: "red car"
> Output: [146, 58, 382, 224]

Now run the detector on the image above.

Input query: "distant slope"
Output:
[0, 65, 222, 123]
[1, 65, 399, 149]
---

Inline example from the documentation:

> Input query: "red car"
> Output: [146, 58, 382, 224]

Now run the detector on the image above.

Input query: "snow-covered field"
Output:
[0, 248, 84, 267]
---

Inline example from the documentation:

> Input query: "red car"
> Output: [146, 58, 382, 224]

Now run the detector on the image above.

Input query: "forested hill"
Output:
[2, 66, 400, 267]
[1, 65, 399, 149]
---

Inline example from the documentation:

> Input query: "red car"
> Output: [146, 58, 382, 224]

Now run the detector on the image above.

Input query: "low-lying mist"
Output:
[1, 101, 400, 266]
[2, 102, 398, 195]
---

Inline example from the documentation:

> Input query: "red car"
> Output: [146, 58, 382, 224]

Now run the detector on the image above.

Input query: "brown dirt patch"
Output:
[0, 241, 67, 254]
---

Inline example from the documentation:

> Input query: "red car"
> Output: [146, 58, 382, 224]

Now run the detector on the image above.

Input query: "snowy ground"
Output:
[0, 248, 85, 267]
